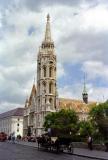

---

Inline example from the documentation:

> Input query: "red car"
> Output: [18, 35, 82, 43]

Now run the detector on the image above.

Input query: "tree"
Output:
[89, 102, 108, 140]
[44, 109, 79, 138]
[78, 120, 94, 138]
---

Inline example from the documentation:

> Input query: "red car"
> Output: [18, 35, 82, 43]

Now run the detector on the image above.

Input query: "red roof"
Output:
[0, 108, 24, 119]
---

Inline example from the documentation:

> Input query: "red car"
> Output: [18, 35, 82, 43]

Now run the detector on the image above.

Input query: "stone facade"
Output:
[23, 14, 57, 136]
[23, 14, 95, 137]
[0, 108, 23, 137]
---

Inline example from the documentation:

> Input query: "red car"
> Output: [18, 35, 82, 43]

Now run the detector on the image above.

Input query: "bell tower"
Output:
[36, 14, 56, 135]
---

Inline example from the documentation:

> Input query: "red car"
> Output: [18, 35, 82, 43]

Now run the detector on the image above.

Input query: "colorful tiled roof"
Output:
[58, 98, 96, 113]
[0, 108, 24, 119]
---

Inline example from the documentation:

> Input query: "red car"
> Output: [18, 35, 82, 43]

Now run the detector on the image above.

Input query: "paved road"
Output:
[0, 142, 98, 160]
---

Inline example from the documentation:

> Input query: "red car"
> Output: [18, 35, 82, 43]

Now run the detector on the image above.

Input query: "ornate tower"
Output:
[36, 14, 56, 135]
[82, 75, 88, 104]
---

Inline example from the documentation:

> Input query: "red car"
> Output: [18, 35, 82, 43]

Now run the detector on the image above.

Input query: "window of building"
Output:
[49, 98, 53, 105]
[42, 81, 46, 94]
[49, 67, 52, 77]
[17, 123, 19, 126]
[43, 66, 46, 77]
[49, 82, 53, 93]
[17, 129, 19, 132]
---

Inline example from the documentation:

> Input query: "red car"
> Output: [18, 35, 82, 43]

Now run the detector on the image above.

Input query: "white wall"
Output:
[0, 116, 23, 137]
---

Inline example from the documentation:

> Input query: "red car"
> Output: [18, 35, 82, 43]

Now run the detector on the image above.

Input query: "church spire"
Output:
[44, 14, 52, 42]
[41, 14, 54, 49]
[82, 74, 88, 104]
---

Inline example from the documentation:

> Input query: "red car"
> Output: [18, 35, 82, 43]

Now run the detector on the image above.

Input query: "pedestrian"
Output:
[11, 132, 15, 144]
[87, 135, 93, 150]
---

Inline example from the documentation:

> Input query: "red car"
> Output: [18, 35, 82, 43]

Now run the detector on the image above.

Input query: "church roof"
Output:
[58, 98, 96, 113]
[0, 108, 24, 119]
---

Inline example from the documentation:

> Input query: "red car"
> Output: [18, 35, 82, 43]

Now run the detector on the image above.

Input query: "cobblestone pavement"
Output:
[0, 142, 98, 160]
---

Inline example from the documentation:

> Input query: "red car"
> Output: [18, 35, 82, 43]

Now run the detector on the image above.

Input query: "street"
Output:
[0, 142, 98, 160]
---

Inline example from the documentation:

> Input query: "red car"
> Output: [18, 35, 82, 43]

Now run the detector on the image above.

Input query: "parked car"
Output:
[0, 132, 7, 142]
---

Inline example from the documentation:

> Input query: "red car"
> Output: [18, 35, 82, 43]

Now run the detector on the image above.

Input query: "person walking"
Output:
[11, 132, 15, 144]
[87, 135, 93, 150]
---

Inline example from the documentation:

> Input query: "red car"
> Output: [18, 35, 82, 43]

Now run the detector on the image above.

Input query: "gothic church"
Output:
[23, 15, 95, 136]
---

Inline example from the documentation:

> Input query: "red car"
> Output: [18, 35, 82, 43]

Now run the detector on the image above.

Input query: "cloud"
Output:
[57, 63, 65, 79]
[58, 83, 108, 102]
[58, 83, 82, 100]
[0, 0, 108, 113]
[0, 101, 22, 114]
[82, 61, 108, 81]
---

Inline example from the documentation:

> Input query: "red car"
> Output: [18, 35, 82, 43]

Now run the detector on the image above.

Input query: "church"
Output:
[23, 14, 95, 137]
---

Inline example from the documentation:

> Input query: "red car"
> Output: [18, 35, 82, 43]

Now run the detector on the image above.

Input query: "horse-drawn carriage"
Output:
[37, 132, 73, 153]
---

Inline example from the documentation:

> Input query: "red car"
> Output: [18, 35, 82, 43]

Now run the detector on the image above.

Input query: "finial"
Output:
[47, 14, 50, 22]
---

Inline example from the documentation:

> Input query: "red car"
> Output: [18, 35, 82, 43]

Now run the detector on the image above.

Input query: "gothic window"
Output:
[49, 61, 53, 64]
[43, 66, 46, 77]
[49, 98, 53, 105]
[42, 81, 46, 93]
[49, 82, 53, 93]
[37, 115, 40, 126]
[49, 67, 53, 77]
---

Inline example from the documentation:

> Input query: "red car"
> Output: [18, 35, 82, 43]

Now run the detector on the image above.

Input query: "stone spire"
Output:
[45, 14, 52, 42]
[82, 74, 88, 104]
[41, 14, 54, 49]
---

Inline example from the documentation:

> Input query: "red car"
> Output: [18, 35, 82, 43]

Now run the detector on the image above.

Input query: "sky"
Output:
[0, 0, 108, 113]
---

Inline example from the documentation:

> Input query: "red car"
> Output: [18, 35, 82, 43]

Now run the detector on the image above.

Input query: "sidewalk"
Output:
[15, 141, 108, 160]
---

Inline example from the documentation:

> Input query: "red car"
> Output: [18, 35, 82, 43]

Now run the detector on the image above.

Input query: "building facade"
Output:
[23, 14, 57, 136]
[23, 14, 95, 137]
[0, 108, 24, 137]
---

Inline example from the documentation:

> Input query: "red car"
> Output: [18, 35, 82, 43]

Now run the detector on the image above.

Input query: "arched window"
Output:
[43, 66, 46, 77]
[42, 81, 46, 93]
[49, 67, 53, 77]
[49, 82, 53, 93]
[49, 98, 53, 105]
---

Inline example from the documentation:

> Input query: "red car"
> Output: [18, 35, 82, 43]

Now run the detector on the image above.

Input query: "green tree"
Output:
[44, 109, 79, 138]
[78, 120, 94, 138]
[89, 101, 108, 141]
